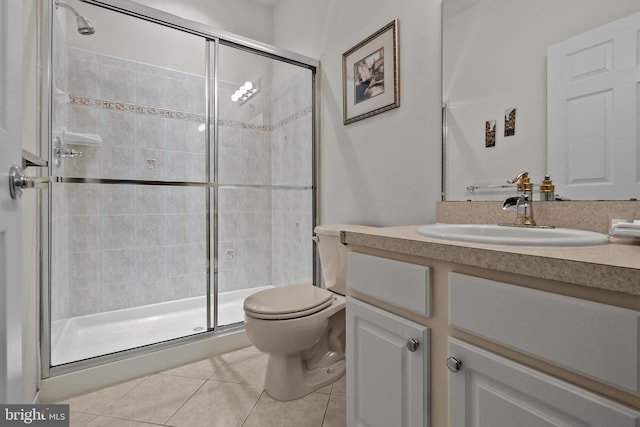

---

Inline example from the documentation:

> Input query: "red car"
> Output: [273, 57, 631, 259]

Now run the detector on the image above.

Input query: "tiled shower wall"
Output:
[51, 45, 313, 321]
[271, 70, 314, 286]
[50, 24, 70, 323]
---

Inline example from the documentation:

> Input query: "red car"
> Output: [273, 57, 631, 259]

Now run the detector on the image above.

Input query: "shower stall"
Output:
[40, 0, 318, 375]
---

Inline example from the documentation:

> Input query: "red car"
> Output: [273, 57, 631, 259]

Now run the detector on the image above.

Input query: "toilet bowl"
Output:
[243, 224, 361, 401]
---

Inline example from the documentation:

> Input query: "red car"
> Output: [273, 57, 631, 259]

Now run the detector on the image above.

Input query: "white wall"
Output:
[131, 0, 273, 43]
[271, 0, 328, 87]
[274, 0, 442, 227]
[272, 0, 328, 60]
[62, 0, 275, 83]
[130, 0, 276, 87]
[63, 0, 206, 76]
[318, 0, 442, 226]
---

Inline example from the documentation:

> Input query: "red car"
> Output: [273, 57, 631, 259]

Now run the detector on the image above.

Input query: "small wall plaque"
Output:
[504, 107, 516, 136]
[485, 120, 496, 147]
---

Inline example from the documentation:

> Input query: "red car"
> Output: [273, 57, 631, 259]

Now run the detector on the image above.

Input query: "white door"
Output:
[448, 338, 640, 427]
[346, 298, 429, 427]
[547, 11, 640, 200]
[0, 0, 24, 403]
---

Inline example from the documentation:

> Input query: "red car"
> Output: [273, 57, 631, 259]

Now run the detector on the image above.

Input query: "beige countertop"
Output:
[341, 225, 640, 296]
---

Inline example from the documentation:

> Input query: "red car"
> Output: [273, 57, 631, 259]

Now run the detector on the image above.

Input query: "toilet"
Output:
[243, 224, 356, 401]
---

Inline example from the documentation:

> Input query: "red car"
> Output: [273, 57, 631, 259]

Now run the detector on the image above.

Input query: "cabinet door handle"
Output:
[406, 338, 420, 352]
[447, 356, 462, 373]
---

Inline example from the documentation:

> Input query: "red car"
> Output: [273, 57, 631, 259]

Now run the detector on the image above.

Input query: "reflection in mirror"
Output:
[442, 0, 640, 201]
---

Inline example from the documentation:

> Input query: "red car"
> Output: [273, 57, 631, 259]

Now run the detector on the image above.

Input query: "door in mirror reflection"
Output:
[548, 11, 640, 200]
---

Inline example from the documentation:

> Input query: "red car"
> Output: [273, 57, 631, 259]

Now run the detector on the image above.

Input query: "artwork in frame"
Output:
[342, 19, 399, 125]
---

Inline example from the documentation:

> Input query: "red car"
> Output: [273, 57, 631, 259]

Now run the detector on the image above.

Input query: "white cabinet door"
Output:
[547, 10, 640, 200]
[346, 298, 429, 427]
[448, 338, 640, 427]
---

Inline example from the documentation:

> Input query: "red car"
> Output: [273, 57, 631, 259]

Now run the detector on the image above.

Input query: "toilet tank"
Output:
[314, 224, 372, 296]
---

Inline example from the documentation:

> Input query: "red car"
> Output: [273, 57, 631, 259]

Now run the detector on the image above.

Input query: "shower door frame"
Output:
[39, 0, 320, 378]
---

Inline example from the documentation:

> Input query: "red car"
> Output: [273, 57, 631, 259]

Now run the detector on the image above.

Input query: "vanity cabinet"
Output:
[448, 338, 640, 427]
[346, 252, 431, 427]
[344, 245, 640, 427]
[346, 298, 429, 427]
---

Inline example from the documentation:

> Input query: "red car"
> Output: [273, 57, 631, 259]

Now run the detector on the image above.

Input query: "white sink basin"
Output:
[416, 223, 610, 246]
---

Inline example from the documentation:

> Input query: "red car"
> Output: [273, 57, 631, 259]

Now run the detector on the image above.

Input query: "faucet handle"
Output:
[507, 171, 528, 184]
[507, 171, 532, 192]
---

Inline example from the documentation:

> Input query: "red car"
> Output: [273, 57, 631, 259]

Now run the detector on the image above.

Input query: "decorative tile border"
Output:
[69, 95, 205, 123]
[69, 95, 311, 131]
[218, 118, 270, 131]
[271, 106, 313, 131]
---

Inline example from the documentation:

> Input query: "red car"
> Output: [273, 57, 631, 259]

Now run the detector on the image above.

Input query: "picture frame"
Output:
[342, 19, 399, 125]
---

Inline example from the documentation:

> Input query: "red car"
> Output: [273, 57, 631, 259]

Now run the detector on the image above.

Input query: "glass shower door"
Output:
[214, 44, 315, 328]
[44, 0, 319, 372]
[48, 1, 211, 366]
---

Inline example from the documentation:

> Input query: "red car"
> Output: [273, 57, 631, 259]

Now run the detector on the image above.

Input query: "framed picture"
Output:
[342, 19, 399, 125]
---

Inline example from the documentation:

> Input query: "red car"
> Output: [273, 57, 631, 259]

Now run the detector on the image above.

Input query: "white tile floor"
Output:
[59, 346, 346, 427]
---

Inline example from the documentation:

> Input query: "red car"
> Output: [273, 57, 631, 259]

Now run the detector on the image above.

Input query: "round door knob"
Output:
[406, 338, 420, 352]
[447, 356, 462, 373]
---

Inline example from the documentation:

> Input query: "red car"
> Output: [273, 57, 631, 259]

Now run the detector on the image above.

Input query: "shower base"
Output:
[50, 286, 273, 366]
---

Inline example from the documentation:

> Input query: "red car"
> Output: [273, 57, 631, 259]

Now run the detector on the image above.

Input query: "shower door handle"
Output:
[8, 165, 48, 200]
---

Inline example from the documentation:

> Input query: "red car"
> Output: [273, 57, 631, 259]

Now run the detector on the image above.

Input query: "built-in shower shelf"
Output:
[60, 127, 102, 145]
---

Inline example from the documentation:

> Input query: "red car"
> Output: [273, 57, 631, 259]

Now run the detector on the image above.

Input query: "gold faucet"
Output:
[504, 172, 536, 226]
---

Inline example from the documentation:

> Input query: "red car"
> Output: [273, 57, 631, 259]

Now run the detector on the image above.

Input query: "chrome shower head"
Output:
[75, 15, 95, 35]
[55, 1, 95, 35]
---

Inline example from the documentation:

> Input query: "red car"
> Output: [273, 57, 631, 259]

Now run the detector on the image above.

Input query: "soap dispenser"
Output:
[539, 175, 555, 201]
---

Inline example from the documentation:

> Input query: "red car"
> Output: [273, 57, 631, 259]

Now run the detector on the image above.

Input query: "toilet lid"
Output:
[244, 284, 335, 320]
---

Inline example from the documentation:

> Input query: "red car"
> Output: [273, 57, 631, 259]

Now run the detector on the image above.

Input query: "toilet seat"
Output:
[244, 284, 335, 320]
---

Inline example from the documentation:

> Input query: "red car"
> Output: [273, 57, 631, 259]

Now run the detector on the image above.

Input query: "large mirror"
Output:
[443, 0, 640, 200]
